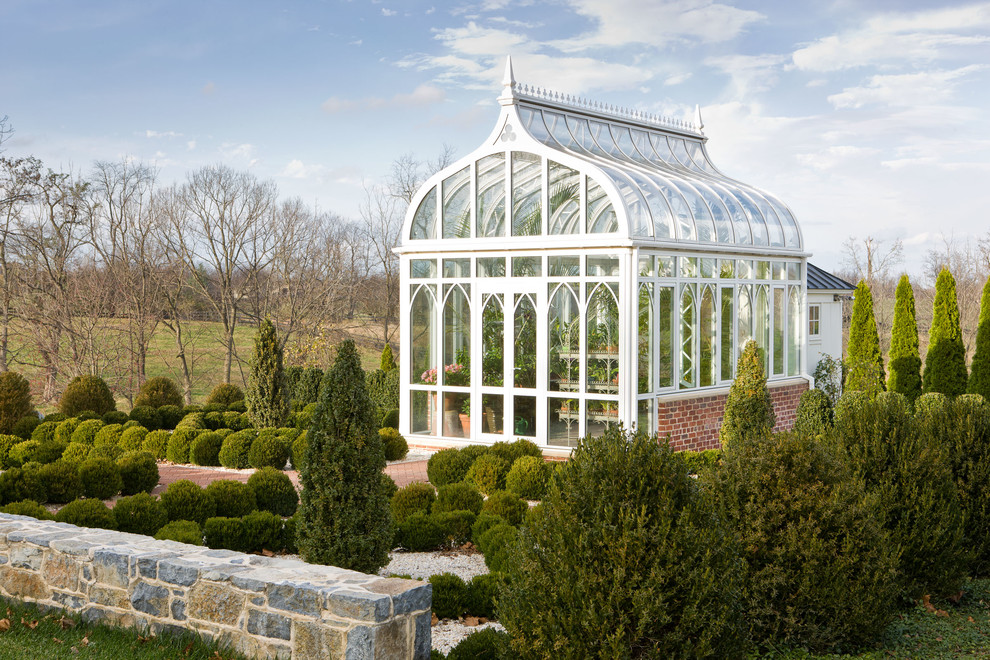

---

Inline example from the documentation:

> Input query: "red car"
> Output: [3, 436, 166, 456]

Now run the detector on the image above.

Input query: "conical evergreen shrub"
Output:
[380, 344, 396, 372]
[245, 319, 289, 428]
[887, 275, 922, 402]
[924, 268, 968, 396]
[297, 339, 392, 573]
[720, 339, 775, 447]
[968, 277, 990, 401]
[845, 280, 885, 396]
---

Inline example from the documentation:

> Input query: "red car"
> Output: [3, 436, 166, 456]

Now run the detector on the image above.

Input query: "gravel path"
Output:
[431, 620, 506, 656]
[380, 550, 489, 582]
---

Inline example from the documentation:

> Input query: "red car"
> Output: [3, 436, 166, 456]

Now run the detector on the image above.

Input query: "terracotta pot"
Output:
[459, 414, 471, 437]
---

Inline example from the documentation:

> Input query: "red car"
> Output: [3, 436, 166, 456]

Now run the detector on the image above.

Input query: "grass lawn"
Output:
[0, 596, 246, 659]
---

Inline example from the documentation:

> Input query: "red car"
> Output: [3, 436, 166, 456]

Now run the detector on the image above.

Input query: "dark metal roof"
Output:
[807, 263, 855, 291]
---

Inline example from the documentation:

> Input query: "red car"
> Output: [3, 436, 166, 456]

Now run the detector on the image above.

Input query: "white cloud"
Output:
[705, 53, 787, 97]
[664, 72, 692, 86]
[795, 145, 879, 171]
[827, 66, 983, 109]
[381, 8, 396, 17]
[321, 84, 447, 114]
[144, 130, 183, 138]
[219, 143, 257, 167]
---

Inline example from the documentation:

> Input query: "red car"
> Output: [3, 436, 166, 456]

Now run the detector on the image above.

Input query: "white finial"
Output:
[503, 55, 516, 89]
[695, 104, 704, 131]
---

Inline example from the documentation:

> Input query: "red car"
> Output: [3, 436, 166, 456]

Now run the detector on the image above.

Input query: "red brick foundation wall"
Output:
[657, 380, 810, 452]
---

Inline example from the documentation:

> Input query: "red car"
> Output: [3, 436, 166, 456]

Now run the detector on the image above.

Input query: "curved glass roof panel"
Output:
[734, 191, 769, 246]
[598, 165, 651, 236]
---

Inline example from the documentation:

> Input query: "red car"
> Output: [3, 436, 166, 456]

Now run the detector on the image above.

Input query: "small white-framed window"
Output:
[808, 304, 821, 338]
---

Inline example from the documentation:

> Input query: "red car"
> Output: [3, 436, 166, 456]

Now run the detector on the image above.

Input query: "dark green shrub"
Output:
[380, 428, 408, 461]
[466, 573, 499, 619]
[134, 376, 182, 409]
[433, 482, 483, 516]
[429, 572, 468, 620]
[914, 392, 950, 425]
[12, 415, 40, 440]
[970, 277, 990, 401]
[242, 510, 284, 552]
[219, 430, 256, 469]
[78, 457, 123, 500]
[470, 513, 507, 546]
[245, 319, 289, 428]
[101, 411, 129, 425]
[53, 418, 80, 444]
[0, 371, 33, 435]
[205, 479, 257, 518]
[282, 511, 300, 554]
[720, 339, 775, 447]
[924, 268, 968, 396]
[156, 404, 183, 430]
[154, 520, 203, 545]
[295, 402, 317, 431]
[203, 516, 249, 552]
[446, 628, 510, 660]
[1, 500, 54, 520]
[222, 411, 245, 430]
[294, 367, 323, 404]
[91, 424, 123, 461]
[33, 440, 67, 465]
[465, 454, 509, 496]
[460, 445, 491, 463]
[794, 388, 834, 437]
[228, 400, 247, 413]
[248, 434, 290, 470]
[366, 368, 400, 427]
[499, 426, 746, 659]
[188, 431, 223, 466]
[381, 408, 399, 430]
[8, 439, 39, 467]
[680, 449, 721, 476]
[391, 482, 436, 525]
[42, 412, 67, 424]
[203, 411, 224, 430]
[505, 456, 549, 500]
[433, 510, 475, 546]
[291, 432, 308, 472]
[248, 467, 298, 517]
[70, 419, 104, 445]
[37, 461, 81, 504]
[481, 490, 527, 526]
[488, 439, 542, 466]
[31, 421, 58, 444]
[159, 479, 215, 525]
[61, 442, 91, 465]
[141, 430, 170, 459]
[427, 448, 472, 487]
[182, 404, 202, 416]
[55, 498, 116, 530]
[285, 366, 303, 401]
[165, 428, 198, 464]
[710, 431, 897, 651]
[59, 375, 115, 417]
[117, 451, 160, 495]
[0, 466, 46, 505]
[122, 419, 141, 430]
[206, 383, 245, 408]
[119, 425, 148, 452]
[76, 411, 99, 421]
[846, 280, 886, 396]
[0, 433, 19, 468]
[176, 412, 206, 431]
[113, 493, 167, 536]
[397, 512, 445, 551]
[129, 405, 161, 431]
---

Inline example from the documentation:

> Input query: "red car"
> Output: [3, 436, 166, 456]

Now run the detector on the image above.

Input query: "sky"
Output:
[2, 0, 989, 277]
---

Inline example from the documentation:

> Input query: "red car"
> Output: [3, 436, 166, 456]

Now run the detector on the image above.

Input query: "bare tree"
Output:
[0, 156, 42, 370]
[923, 234, 985, 359]
[842, 235, 904, 288]
[360, 184, 402, 344]
[0, 116, 11, 154]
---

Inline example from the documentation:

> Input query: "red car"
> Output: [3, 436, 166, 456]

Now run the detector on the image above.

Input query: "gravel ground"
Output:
[431, 620, 506, 656]
[379, 549, 489, 582]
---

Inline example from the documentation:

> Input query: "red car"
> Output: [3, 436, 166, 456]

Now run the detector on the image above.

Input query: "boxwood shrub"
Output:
[37, 461, 82, 504]
[117, 450, 160, 495]
[0, 434, 20, 468]
[205, 383, 244, 408]
[60, 442, 92, 465]
[165, 428, 199, 464]
[242, 510, 284, 553]
[53, 418, 79, 444]
[101, 411, 129, 425]
[397, 512, 445, 551]
[156, 405, 183, 430]
[59, 375, 115, 417]
[247, 467, 297, 517]
[141, 430, 170, 460]
[78, 457, 123, 500]
[188, 431, 223, 467]
[391, 482, 436, 525]
[290, 432, 308, 472]
[248, 433, 289, 470]
[55, 498, 116, 530]
[205, 479, 257, 518]
[487, 439, 542, 466]
[91, 424, 123, 460]
[8, 440, 40, 468]
[1, 500, 54, 520]
[30, 422, 59, 445]
[203, 516, 249, 552]
[134, 377, 183, 409]
[0, 466, 46, 505]
[429, 572, 468, 620]
[119, 425, 149, 452]
[33, 440, 67, 465]
[12, 415, 40, 441]
[128, 405, 161, 431]
[446, 628, 509, 660]
[218, 430, 256, 469]
[466, 573, 500, 619]
[433, 510, 476, 546]
[154, 520, 203, 545]
[470, 513, 507, 546]
[380, 428, 408, 462]
[481, 490, 527, 526]
[505, 456, 549, 500]
[113, 493, 167, 536]
[159, 479, 215, 525]
[427, 448, 472, 487]
[433, 482, 483, 516]
[70, 419, 104, 446]
[464, 454, 509, 496]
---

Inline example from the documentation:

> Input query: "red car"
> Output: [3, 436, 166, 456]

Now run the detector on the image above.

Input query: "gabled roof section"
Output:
[807, 263, 855, 291]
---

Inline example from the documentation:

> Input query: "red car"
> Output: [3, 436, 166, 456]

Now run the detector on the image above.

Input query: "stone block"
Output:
[328, 589, 391, 623]
[130, 582, 169, 617]
[187, 582, 245, 626]
[158, 558, 200, 586]
[90, 585, 130, 609]
[414, 612, 432, 660]
[369, 578, 431, 616]
[345, 625, 373, 660]
[246, 609, 291, 640]
[43, 552, 79, 591]
[294, 620, 345, 660]
[10, 544, 43, 570]
[93, 549, 130, 588]
[0, 567, 50, 600]
[171, 598, 186, 621]
[266, 582, 322, 615]
[52, 590, 85, 610]
[374, 617, 411, 660]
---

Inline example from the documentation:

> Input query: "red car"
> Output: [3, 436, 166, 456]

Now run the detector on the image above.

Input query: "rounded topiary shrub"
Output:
[228, 400, 247, 413]
[141, 430, 170, 460]
[53, 418, 81, 444]
[446, 627, 510, 660]
[219, 430, 256, 469]
[55, 498, 116, 530]
[59, 375, 115, 417]
[203, 516, 249, 552]
[91, 424, 123, 460]
[189, 431, 223, 467]
[795, 389, 835, 437]
[156, 404, 183, 430]
[465, 453, 509, 496]
[380, 428, 408, 462]
[8, 439, 40, 468]
[154, 520, 203, 545]
[117, 451, 159, 495]
[175, 413, 206, 432]
[242, 510, 284, 553]
[505, 456, 550, 500]
[37, 461, 82, 504]
[477, 523, 518, 573]
[77, 457, 122, 500]
[470, 513, 507, 546]
[295, 402, 318, 431]
[134, 376, 183, 409]
[12, 415, 40, 441]
[128, 405, 161, 431]
[160, 480, 215, 525]
[165, 428, 199, 464]
[427, 448, 473, 487]
[488, 439, 542, 466]
[102, 410, 129, 425]
[0, 371, 34, 435]
[291, 432, 308, 472]
[433, 482, 484, 516]
[31, 421, 58, 445]
[34, 440, 68, 465]
[466, 573, 500, 619]
[0, 433, 20, 468]
[221, 411, 245, 430]
[381, 408, 399, 430]
[205, 479, 257, 518]
[76, 411, 99, 421]
[433, 510, 476, 546]
[0, 466, 46, 505]
[248, 433, 290, 470]
[119, 425, 148, 452]
[206, 383, 245, 409]
[60, 442, 92, 465]
[397, 512, 445, 551]
[429, 572, 468, 620]
[182, 404, 202, 416]
[70, 419, 104, 446]
[113, 492, 167, 536]
[481, 490, 527, 526]
[248, 467, 297, 517]
[391, 482, 436, 525]
[1, 500, 54, 520]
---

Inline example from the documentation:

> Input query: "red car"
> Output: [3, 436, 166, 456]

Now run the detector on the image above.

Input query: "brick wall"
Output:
[657, 380, 809, 451]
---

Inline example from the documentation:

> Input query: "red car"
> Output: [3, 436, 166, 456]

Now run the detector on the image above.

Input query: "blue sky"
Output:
[3, 0, 989, 275]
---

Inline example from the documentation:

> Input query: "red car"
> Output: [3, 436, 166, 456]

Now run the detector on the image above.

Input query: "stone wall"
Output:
[0, 514, 431, 659]
[657, 379, 810, 451]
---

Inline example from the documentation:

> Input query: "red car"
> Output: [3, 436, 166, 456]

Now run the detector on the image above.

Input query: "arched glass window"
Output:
[549, 283, 580, 392]
[773, 287, 785, 376]
[788, 286, 801, 376]
[481, 294, 504, 387]
[587, 180, 618, 233]
[443, 284, 471, 387]
[586, 283, 619, 393]
[755, 285, 770, 374]
[679, 284, 696, 390]
[700, 285, 716, 387]
[513, 293, 537, 388]
[410, 187, 436, 240]
[410, 285, 436, 384]
[548, 161, 580, 235]
[638, 283, 653, 393]
[658, 286, 673, 388]
[720, 287, 734, 381]
[737, 285, 752, 363]
[476, 154, 505, 237]
[512, 153, 542, 236]
[442, 167, 470, 239]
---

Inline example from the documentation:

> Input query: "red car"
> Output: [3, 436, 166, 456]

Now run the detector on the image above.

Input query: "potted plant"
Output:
[459, 396, 471, 437]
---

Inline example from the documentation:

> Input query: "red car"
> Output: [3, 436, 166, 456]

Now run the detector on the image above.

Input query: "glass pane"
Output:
[639, 283, 653, 393]
[788, 286, 801, 377]
[442, 391, 470, 438]
[637, 399, 653, 435]
[411, 259, 436, 279]
[482, 295, 504, 387]
[658, 287, 673, 388]
[443, 259, 470, 278]
[737, 285, 752, 366]
[586, 283, 620, 394]
[514, 294, 537, 388]
[548, 397, 579, 448]
[549, 284, 580, 393]
[756, 285, 770, 374]
[680, 256, 698, 278]
[757, 260, 771, 280]
[410, 187, 437, 240]
[410, 390, 436, 435]
[701, 258, 716, 279]
[587, 255, 619, 277]
[737, 259, 753, 279]
[477, 257, 505, 277]
[773, 288, 785, 376]
[586, 398, 618, 438]
[442, 167, 470, 239]
[773, 261, 786, 280]
[657, 256, 674, 278]
[587, 179, 618, 233]
[787, 262, 800, 281]
[700, 286, 716, 387]
[548, 160, 580, 235]
[481, 394, 503, 435]
[638, 256, 653, 277]
[549, 256, 580, 277]
[443, 285, 471, 387]
[512, 256, 541, 277]
[721, 287, 734, 381]
[513, 395, 536, 437]
[476, 153, 506, 238]
[512, 152, 542, 236]
[719, 259, 735, 278]
[410, 285, 436, 384]
[680, 284, 696, 390]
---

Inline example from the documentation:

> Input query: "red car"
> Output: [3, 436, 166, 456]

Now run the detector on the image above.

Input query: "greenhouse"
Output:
[397, 59, 811, 452]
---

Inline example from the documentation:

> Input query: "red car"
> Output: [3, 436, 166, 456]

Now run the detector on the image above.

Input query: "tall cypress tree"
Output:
[967, 276, 990, 400]
[887, 275, 922, 402]
[297, 339, 392, 573]
[720, 339, 775, 447]
[924, 268, 968, 396]
[380, 344, 396, 372]
[245, 319, 289, 428]
[845, 280, 886, 396]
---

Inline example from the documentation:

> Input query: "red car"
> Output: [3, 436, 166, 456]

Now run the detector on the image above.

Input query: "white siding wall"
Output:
[807, 292, 844, 376]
